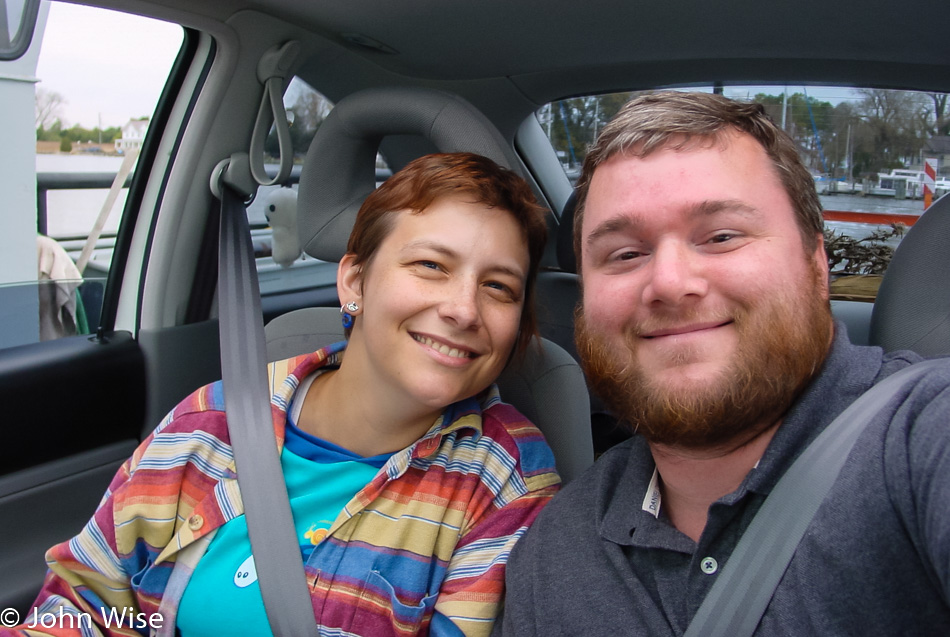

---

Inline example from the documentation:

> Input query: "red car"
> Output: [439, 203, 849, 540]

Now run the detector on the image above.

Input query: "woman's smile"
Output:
[411, 332, 478, 361]
[338, 195, 529, 416]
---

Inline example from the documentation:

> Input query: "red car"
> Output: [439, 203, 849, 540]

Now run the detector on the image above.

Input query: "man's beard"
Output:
[575, 263, 833, 449]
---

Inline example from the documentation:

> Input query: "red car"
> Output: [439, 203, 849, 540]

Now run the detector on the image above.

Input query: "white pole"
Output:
[76, 148, 139, 273]
[782, 88, 788, 131]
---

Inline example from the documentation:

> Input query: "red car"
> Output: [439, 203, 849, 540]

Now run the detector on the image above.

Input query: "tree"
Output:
[264, 88, 333, 158]
[36, 119, 63, 142]
[851, 89, 930, 174]
[35, 88, 67, 131]
[542, 91, 635, 167]
[928, 92, 949, 136]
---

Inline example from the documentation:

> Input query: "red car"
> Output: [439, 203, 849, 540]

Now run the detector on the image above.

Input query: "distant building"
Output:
[923, 136, 950, 177]
[115, 118, 149, 153]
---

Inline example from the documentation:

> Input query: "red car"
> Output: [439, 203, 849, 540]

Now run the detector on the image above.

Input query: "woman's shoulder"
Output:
[134, 382, 234, 472]
[159, 379, 230, 435]
[480, 399, 559, 490]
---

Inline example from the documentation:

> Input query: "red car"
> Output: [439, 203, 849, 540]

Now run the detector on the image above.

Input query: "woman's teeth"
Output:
[413, 334, 471, 358]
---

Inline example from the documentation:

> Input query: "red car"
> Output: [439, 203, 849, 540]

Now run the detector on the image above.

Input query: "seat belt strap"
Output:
[684, 358, 943, 637]
[218, 182, 320, 637]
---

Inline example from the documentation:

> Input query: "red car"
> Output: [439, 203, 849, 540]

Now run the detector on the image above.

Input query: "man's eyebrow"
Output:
[585, 199, 761, 247]
[690, 199, 760, 219]
[585, 215, 641, 248]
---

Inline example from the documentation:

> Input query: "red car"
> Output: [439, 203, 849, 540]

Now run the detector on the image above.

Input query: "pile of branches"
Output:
[824, 223, 906, 275]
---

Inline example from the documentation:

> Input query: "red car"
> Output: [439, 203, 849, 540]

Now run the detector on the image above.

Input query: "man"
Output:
[496, 92, 950, 635]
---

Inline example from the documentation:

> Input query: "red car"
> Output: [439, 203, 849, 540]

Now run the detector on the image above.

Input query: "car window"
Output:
[250, 78, 390, 305]
[542, 86, 950, 302]
[0, 2, 182, 350]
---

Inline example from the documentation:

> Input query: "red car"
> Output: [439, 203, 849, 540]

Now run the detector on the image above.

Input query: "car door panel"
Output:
[0, 331, 145, 615]
[0, 440, 138, 616]
[0, 331, 145, 474]
[139, 320, 222, 435]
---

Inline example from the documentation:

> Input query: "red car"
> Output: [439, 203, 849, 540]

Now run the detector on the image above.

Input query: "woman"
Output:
[25, 153, 559, 637]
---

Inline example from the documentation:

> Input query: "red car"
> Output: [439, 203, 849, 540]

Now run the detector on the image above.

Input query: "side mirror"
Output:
[0, 0, 41, 61]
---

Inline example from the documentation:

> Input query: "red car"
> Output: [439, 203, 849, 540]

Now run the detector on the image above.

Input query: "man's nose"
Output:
[641, 241, 708, 306]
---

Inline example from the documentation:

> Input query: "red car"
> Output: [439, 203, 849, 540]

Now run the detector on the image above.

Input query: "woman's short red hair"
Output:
[346, 152, 548, 356]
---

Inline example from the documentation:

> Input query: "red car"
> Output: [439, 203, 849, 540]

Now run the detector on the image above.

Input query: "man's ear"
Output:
[812, 232, 831, 299]
[337, 253, 364, 307]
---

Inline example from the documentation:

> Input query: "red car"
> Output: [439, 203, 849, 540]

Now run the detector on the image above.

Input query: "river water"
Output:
[820, 193, 926, 248]
[37, 154, 132, 238]
[36, 154, 928, 247]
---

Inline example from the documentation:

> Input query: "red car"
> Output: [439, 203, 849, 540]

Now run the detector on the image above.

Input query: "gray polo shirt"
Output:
[497, 328, 950, 636]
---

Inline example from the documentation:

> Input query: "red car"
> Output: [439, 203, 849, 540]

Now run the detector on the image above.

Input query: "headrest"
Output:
[297, 87, 518, 263]
[869, 192, 950, 356]
[556, 190, 579, 273]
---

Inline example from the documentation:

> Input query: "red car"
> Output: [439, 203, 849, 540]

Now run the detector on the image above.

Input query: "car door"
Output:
[0, 3, 197, 617]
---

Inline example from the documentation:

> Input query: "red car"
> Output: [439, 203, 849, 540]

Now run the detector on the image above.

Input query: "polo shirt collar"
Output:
[598, 323, 882, 550]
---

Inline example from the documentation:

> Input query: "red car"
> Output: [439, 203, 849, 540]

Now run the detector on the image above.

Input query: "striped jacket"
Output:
[22, 343, 560, 637]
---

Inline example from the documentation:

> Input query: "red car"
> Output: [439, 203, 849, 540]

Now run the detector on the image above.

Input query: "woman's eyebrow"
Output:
[402, 240, 525, 279]
[486, 264, 527, 281]
[401, 240, 458, 258]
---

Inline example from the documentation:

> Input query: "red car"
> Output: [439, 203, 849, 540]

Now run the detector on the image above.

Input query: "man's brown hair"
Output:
[573, 91, 823, 267]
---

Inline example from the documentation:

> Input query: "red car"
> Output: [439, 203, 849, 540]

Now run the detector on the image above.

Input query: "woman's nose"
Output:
[438, 279, 481, 329]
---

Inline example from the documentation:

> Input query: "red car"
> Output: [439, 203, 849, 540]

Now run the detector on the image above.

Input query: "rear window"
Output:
[541, 86, 950, 301]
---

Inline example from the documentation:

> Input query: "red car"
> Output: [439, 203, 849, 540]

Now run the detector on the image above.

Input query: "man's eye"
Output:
[708, 233, 736, 244]
[616, 251, 641, 261]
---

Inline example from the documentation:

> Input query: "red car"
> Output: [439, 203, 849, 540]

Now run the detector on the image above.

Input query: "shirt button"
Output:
[700, 557, 718, 575]
[188, 514, 204, 531]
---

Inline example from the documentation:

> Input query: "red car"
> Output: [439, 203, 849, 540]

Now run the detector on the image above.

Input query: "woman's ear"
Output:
[337, 253, 364, 307]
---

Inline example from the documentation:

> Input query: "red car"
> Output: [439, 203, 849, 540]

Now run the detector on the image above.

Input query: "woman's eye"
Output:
[417, 260, 441, 270]
[485, 281, 519, 300]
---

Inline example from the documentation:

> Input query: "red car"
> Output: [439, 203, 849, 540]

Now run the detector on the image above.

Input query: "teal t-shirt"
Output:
[177, 373, 393, 636]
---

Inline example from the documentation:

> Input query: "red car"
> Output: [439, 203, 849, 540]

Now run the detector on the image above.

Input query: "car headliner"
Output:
[95, 0, 950, 102]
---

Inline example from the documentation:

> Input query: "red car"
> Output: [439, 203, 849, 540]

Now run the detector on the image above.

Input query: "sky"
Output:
[34, 2, 183, 129]
[29, 2, 869, 131]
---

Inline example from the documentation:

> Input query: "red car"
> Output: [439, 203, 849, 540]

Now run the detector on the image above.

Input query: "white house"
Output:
[115, 118, 149, 152]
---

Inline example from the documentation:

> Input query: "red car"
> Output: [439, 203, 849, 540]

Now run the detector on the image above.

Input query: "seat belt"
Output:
[210, 40, 318, 637]
[216, 180, 320, 637]
[684, 358, 944, 637]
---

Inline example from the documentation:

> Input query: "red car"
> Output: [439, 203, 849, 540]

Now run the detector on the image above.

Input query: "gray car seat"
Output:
[264, 86, 593, 483]
[536, 190, 582, 362]
[869, 192, 950, 356]
[535, 190, 631, 453]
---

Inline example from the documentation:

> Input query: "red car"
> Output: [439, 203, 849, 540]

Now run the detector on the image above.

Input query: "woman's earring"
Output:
[341, 302, 359, 329]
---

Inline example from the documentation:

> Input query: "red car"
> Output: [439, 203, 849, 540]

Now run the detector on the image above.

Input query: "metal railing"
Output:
[36, 166, 394, 236]
[36, 172, 132, 236]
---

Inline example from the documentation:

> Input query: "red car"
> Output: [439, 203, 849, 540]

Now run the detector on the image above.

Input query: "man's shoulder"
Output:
[874, 351, 950, 414]
[532, 436, 645, 528]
